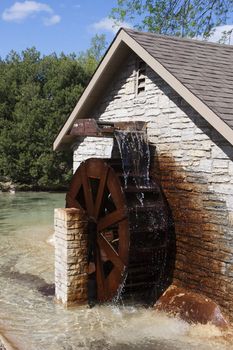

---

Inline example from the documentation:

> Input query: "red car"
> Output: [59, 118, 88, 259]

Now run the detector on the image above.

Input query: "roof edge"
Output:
[124, 28, 233, 50]
[53, 29, 126, 151]
[54, 28, 233, 150]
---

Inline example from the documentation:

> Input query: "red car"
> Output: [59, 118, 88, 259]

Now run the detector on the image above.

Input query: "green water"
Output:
[0, 192, 231, 350]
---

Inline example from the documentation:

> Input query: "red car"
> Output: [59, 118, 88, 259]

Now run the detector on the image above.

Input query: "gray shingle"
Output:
[125, 29, 233, 130]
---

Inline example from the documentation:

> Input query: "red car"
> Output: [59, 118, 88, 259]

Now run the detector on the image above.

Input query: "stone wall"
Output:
[72, 52, 233, 318]
[54, 208, 88, 306]
[73, 136, 113, 173]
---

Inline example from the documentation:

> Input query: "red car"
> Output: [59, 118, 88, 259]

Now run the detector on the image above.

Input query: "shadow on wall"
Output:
[150, 148, 233, 318]
[157, 183, 176, 303]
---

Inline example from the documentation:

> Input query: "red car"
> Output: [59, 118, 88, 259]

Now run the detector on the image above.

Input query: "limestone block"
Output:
[66, 241, 81, 249]
[158, 94, 171, 108]
[212, 145, 231, 159]
[194, 132, 209, 141]
[54, 208, 88, 306]
[169, 122, 185, 130]
[194, 140, 211, 151]
[189, 149, 210, 158]
[213, 159, 229, 169]
[213, 184, 233, 195]
[181, 128, 195, 141]
[228, 163, 233, 176]
[210, 176, 231, 183]
[196, 159, 212, 173]
[55, 208, 83, 222]
[212, 168, 228, 175]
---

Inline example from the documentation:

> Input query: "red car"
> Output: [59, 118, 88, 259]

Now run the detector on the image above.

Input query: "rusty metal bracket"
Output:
[70, 119, 147, 137]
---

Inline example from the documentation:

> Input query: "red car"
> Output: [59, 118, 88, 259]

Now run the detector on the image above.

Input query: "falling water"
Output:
[115, 130, 150, 189]
[115, 130, 151, 208]
[112, 266, 128, 305]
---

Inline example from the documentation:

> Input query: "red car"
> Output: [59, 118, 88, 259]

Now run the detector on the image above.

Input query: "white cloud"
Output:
[92, 17, 132, 34]
[2, 1, 51, 21]
[2, 1, 60, 26]
[43, 14, 61, 26]
[207, 25, 233, 44]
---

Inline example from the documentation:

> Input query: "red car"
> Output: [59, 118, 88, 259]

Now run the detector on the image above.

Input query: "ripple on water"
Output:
[0, 192, 232, 350]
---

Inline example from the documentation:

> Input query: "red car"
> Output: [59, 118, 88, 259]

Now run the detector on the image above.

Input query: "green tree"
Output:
[0, 40, 103, 189]
[87, 34, 108, 62]
[111, 0, 233, 38]
[79, 34, 108, 76]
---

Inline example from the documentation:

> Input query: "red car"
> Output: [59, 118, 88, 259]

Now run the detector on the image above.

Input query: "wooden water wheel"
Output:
[66, 157, 174, 304]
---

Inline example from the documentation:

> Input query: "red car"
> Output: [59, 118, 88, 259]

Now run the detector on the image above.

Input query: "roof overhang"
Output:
[54, 28, 233, 150]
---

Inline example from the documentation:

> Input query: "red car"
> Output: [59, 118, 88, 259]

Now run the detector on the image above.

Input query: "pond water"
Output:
[0, 192, 232, 350]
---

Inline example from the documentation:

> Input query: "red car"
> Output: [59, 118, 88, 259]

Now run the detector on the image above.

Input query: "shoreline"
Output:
[0, 179, 68, 193]
[0, 186, 67, 193]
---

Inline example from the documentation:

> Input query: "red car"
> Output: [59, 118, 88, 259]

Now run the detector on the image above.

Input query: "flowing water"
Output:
[115, 131, 150, 189]
[0, 192, 232, 350]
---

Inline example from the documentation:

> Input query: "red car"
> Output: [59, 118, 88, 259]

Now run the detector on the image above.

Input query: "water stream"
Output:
[115, 131, 150, 189]
[0, 192, 232, 349]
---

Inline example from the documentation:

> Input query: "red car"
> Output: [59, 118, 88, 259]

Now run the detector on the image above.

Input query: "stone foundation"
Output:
[54, 208, 88, 306]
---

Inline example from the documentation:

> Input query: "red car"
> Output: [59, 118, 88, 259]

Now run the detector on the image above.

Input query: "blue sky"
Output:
[0, 0, 130, 58]
[0, 1, 233, 59]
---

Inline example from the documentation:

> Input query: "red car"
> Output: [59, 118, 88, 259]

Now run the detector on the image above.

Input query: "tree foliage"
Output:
[111, 0, 233, 38]
[0, 36, 107, 189]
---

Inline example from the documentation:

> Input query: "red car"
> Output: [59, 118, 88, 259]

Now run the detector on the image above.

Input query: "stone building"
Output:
[54, 28, 233, 317]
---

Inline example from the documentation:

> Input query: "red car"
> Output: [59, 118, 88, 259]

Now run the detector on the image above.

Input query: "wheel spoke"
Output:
[97, 234, 125, 272]
[105, 267, 122, 299]
[95, 246, 107, 300]
[66, 193, 83, 210]
[94, 166, 109, 220]
[81, 164, 94, 217]
[69, 171, 82, 195]
[107, 169, 125, 208]
[97, 208, 126, 232]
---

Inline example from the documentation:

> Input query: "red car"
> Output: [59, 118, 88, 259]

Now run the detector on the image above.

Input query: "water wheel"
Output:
[66, 157, 174, 304]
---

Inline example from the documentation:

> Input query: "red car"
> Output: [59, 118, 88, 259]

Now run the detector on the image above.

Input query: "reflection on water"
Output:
[0, 192, 232, 349]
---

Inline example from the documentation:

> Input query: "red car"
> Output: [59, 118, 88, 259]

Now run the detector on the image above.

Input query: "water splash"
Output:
[112, 267, 128, 305]
[0, 193, 232, 350]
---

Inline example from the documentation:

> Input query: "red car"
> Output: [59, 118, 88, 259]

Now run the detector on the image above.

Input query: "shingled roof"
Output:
[54, 28, 233, 150]
[125, 28, 233, 130]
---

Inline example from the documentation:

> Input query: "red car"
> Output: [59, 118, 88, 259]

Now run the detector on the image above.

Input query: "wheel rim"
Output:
[66, 158, 130, 301]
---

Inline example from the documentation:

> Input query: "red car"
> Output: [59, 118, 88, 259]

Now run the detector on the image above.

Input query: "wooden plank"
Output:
[98, 235, 125, 272]
[95, 247, 106, 301]
[106, 267, 123, 299]
[68, 169, 82, 196]
[81, 164, 95, 218]
[70, 119, 99, 136]
[94, 165, 109, 220]
[70, 119, 146, 137]
[66, 193, 83, 210]
[97, 209, 126, 232]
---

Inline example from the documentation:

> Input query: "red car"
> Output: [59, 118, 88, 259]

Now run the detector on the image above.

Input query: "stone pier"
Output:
[54, 208, 88, 306]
